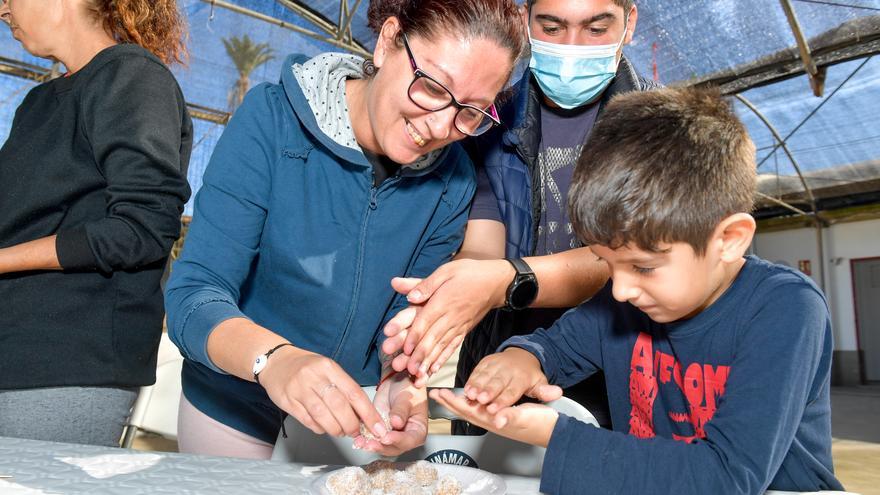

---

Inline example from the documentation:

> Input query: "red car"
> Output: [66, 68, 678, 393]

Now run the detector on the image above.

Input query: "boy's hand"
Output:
[465, 347, 562, 413]
[429, 388, 559, 447]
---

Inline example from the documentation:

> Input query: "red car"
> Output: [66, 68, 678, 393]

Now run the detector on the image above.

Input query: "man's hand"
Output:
[429, 388, 559, 447]
[354, 372, 428, 456]
[465, 347, 562, 413]
[382, 259, 514, 384]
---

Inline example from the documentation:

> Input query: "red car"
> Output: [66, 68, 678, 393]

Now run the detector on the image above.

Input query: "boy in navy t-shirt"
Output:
[431, 88, 844, 494]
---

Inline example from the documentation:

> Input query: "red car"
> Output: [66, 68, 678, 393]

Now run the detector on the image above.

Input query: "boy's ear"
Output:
[715, 213, 756, 263]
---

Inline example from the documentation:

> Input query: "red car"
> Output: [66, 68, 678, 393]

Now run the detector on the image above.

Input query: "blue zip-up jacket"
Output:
[165, 54, 475, 441]
[503, 257, 844, 494]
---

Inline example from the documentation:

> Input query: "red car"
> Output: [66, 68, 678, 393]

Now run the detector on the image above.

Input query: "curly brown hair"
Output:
[88, 0, 188, 66]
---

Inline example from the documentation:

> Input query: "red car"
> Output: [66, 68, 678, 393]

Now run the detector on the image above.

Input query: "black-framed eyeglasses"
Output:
[402, 33, 501, 137]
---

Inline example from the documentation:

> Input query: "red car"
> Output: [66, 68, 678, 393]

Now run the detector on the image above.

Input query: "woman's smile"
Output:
[404, 119, 426, 148]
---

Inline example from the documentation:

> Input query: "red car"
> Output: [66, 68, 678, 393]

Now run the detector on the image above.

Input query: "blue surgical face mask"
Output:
[528, 22, 628, 109]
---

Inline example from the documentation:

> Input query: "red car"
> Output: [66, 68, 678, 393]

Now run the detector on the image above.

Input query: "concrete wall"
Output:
[752, 218, 880, 385]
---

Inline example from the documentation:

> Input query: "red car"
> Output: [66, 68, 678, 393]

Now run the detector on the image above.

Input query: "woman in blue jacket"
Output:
[165, 0, 525, 459]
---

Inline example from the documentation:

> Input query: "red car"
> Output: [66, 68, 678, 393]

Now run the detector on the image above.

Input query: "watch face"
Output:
[510, 277, 539, 309]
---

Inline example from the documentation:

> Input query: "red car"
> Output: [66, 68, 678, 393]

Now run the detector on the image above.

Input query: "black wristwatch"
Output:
[504, 258, 539, 311]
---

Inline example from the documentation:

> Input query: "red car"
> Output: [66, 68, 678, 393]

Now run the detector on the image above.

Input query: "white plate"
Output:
[311, 462, 506, 494]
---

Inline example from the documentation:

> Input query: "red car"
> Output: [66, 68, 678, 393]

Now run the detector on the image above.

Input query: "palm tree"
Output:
[222, 35, 275, 111]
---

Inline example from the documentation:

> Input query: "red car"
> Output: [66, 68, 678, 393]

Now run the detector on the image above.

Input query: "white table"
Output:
[0, 436, 543, 494]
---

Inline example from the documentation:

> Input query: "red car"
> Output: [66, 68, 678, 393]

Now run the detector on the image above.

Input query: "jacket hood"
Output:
[281, 52, 368, 167]
[280, 52, 445, 176]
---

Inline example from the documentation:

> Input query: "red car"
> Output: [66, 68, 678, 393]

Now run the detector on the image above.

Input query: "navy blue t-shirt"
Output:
[503, 256, 843, 494]
[469, 100, 599, 256]
[534, 100, 599, 255]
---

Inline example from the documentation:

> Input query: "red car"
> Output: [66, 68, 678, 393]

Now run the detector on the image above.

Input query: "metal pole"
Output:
[736, 94, 826, 291]
[338, 0, 364, 43]
[756, 192, 810, 217]
[275, 0, 369, 53]
[201, 0, 371, 57]
[736, 95, 819, 212]
[338, 0, 347, 32]
[779, 0, 826, 96]
[0, 57, 231, 126]
[275, 0, 343, 38]
[816, 217, 826, 290]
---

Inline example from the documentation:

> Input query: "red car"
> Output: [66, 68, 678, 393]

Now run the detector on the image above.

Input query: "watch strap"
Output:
[506, 257, 534, 277]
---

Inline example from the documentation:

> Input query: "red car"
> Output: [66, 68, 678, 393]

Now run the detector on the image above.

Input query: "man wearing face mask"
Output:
[380, 0, 658, 432]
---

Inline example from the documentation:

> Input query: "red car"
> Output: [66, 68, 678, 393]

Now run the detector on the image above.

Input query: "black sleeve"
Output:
[55, 56, 192, 272]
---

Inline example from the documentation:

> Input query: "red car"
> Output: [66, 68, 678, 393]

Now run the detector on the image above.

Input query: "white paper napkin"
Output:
[0, 479, 61, 494]
[56, 453, 163, 479]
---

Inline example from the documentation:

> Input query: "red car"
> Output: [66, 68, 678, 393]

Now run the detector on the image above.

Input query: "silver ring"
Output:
[319, 382, 337, 398]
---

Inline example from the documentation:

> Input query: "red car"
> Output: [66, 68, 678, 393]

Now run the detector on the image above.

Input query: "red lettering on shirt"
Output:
[628, 332, 730, 442]
[628, 333, 657, 438]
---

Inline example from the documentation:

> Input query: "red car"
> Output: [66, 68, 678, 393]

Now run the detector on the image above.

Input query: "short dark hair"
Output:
[568, 87, 757, 256]
[527, 0, 635, 13]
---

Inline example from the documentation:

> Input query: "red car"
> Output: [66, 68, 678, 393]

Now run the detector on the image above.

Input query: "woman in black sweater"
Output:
[0, 0, 191, 446]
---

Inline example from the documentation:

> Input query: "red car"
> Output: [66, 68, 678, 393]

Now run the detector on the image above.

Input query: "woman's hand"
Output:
[257, 347, 389, 440]
[429, 388, 559, 447]
[355, 371, 428, 456]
